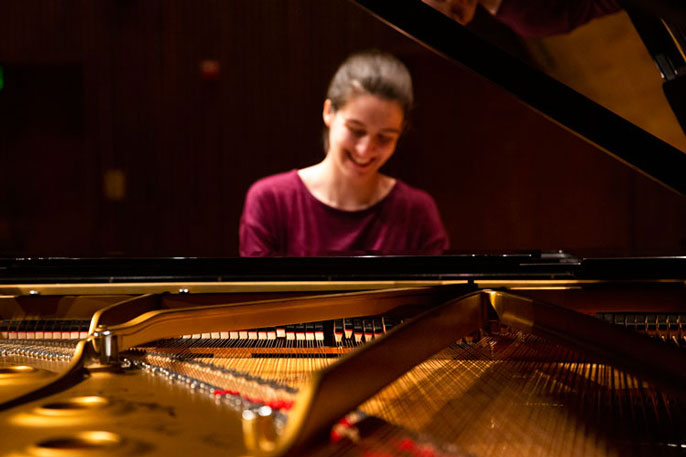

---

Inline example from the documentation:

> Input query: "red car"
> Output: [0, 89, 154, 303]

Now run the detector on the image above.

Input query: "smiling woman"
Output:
[239, 51, 449, 257]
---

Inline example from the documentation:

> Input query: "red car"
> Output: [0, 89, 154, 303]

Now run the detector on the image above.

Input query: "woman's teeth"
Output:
[348, 152, 372, 166]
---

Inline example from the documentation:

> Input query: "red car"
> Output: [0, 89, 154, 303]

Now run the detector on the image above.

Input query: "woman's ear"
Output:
[322, 99, 334, 127]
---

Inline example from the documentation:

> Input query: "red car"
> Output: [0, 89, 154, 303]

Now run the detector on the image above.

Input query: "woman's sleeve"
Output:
[239, 184, 280, 257]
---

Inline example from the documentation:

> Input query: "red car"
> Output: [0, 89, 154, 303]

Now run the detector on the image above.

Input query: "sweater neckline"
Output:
[292, 169, 399, 214]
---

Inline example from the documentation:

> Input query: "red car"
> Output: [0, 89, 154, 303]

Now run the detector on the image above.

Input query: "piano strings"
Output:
[112, 320, 686, 456]
[357, 330, 686, 457]
[127, 319, 385, 415]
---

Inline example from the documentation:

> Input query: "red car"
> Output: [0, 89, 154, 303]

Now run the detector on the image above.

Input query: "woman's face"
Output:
[323, 94, 404, 180]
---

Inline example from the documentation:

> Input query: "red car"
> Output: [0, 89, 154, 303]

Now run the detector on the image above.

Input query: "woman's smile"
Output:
[346, 150, 374, 167]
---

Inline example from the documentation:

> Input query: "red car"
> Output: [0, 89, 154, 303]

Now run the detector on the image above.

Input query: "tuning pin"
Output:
[242, 406, 277, 454]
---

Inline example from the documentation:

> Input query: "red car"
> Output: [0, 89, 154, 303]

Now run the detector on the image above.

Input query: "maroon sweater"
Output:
[495, 0, 622, 37]
[239, 170, 449, 257]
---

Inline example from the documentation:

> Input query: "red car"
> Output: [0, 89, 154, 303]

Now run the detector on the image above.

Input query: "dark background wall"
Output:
[1, 0, 685, 258]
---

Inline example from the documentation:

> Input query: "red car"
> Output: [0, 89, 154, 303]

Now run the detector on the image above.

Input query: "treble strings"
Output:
[204, 327, 341, 389]
[133, 321, 367, 412]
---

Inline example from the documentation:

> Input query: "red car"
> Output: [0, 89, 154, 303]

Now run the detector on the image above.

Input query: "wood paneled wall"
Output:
[0, 0, 684, 258]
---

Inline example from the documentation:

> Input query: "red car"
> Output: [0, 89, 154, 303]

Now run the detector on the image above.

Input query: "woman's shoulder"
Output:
[249, 169, 300, 189]
[391, 180, 448, 248]
[390, 179, 439, 208]
[246, 169, 301, 198]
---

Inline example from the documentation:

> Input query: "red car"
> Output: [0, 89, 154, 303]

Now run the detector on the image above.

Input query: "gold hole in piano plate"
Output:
[0, 366, 54, 388]
[36, 396, 111, 416]
[28, 431, 124, 456]
[0, 366, 38, 375]
[12, 397, 125, 427]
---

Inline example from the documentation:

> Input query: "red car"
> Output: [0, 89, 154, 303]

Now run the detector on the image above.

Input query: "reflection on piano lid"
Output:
[351, 0, 686, 195]
[627, 8, 686, 135]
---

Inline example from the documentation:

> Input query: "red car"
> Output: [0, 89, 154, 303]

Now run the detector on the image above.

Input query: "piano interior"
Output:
[1, 263, 686, 457]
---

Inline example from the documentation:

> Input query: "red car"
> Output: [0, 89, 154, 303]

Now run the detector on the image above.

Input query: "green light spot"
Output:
[0, 66, 4, 91]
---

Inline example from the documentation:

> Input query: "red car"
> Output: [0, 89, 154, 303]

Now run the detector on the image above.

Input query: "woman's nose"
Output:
[355, 137, 375, 155]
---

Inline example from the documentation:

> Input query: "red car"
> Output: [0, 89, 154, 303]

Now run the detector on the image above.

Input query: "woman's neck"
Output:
[298, 160, 395, 211]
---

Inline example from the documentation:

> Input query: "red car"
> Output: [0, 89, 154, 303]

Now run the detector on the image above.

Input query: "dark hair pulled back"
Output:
[327, 50, 413, 117]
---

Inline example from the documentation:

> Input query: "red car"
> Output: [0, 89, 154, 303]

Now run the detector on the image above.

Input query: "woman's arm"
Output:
[419, 196, 450, 254]
[239, 184, 280, 257]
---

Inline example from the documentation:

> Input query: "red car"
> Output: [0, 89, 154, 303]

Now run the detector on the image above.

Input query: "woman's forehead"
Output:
[338, 94, 404, 129]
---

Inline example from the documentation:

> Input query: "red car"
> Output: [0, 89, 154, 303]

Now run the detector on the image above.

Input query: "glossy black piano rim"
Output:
[2, 254, 686, 283]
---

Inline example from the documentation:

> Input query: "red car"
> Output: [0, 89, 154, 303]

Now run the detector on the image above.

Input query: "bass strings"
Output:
[357, 330, 686, 457]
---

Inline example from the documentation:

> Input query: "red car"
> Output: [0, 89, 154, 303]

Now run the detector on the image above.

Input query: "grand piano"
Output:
[2, 1, 686, 456]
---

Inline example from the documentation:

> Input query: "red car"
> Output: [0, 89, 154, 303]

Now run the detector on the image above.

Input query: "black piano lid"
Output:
[0, 254, 579, 283]
[2, 254, 686, 283]
[351, 0, 686, 196]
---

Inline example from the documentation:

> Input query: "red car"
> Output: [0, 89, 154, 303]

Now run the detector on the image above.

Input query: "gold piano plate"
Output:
[0, 352, 75, 403]
[1, 368, 250, 456]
